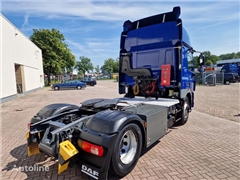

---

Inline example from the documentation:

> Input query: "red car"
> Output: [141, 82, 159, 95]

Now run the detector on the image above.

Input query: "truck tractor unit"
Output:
[26, 6, 204, 180]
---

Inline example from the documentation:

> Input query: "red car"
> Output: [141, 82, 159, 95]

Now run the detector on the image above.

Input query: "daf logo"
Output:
[81, 165, 99, 179]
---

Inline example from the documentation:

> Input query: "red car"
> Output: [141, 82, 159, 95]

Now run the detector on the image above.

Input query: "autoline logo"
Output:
[12, 164, 49, 172]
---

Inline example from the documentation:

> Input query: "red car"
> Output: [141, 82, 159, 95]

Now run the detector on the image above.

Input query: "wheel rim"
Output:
[119, 130, 137, 164]
[54, 86, 58, 90]
[77, 86, 81, 89]
[183, 102, 189, 121]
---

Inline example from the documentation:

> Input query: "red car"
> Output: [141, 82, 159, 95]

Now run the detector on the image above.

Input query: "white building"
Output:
[0, 14, 44, 103]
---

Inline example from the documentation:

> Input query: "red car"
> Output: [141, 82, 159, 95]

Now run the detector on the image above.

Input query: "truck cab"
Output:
[118, 6, 198, 110]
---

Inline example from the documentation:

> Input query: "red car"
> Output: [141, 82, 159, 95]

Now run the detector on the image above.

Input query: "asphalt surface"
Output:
[0, 80, 239, 180]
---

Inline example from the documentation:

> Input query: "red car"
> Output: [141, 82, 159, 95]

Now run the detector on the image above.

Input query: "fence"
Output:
[195, 72, 224, 86]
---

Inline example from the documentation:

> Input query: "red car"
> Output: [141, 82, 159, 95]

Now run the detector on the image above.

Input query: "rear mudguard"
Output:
[84, 110, 145, 134]
[77, 110, 145, 180]
[30, 103, 79, 124]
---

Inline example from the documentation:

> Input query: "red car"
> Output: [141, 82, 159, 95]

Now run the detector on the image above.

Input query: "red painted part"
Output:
[161, 64, 171, 86]
[144, 82, 156, 95]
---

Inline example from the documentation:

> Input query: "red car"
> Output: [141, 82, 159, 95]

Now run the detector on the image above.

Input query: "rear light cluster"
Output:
[27, 123, 31, 130]
[78, 140, 104, 157]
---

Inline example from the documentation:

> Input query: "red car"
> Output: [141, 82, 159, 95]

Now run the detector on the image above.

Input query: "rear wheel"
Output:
[76, 86, 82, 90]
[90, 82, 94, 86]
[110, 123, 142, 177]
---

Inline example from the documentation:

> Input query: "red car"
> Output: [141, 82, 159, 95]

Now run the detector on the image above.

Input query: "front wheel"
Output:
[54, 86, 60, 90]
[225, 80, 230, 85]
[175, 97, 190, 126]
[76, 86, 82, 90]
[110, 123, 142, 177]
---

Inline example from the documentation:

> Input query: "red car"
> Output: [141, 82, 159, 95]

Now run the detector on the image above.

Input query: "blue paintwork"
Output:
[119, 7, 196, 105]
[119, 21, 181, 88]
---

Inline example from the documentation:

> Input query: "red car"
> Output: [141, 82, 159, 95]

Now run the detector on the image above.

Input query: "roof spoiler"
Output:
[123, 6, 181, 31]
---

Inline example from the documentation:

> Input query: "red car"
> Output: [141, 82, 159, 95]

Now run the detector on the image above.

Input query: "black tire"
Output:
[110, 123, 142, 177]
[90, 82, 94, 86]
[54, 86, 60, 90]
[175, 97, 190, 126]
[225, 80, 230, 85]
[76, 86, 82, 90]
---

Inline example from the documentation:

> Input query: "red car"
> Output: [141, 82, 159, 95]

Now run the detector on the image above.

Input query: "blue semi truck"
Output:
[26, 7, 205, 179]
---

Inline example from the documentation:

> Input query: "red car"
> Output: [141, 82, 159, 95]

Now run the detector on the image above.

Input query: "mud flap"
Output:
[58, 140, 79, 174]
[26, 132, 40, 156]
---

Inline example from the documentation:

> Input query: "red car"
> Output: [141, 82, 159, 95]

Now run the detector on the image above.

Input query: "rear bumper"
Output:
[26, 126, 117, 180]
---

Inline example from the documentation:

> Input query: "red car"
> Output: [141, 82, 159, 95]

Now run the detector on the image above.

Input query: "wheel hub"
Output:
[119, 130, 137, 164]
[183, 103, 189, 120]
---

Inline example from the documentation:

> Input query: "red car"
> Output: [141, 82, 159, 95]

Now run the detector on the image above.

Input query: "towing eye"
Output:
[133, 81, 139, 95]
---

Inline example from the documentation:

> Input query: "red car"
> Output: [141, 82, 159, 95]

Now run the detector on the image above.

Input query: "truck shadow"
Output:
[2, 144, 123, 180]
[2, 129, 175, 180]
[1, 144, 96, 179]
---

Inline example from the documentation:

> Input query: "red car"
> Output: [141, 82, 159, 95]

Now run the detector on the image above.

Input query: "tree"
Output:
[101, 58, 119, 74]
[194, 51, 240, 68]
[219, 52, 240, 60]
[206, 60, 213, 65]
[202, 51, 211, 62]
[193, 56, 199, 68]
[75, 56, 93, 76]
[95, 65, 101, 74]
[209, 55, 220, 65]
[235, 52, 240, 58]
[30, 28, 76, 85]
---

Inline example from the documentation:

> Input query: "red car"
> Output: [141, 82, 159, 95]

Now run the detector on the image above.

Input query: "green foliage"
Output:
[201, 51, 220, 65]
[101, 58, 119, 74]
[202, 51, 211, 60]
[95, 65, 101, 74]
[30, 28, 76, 85]
[210, 55, 220, 64]
[206, 60, 213, 65]
[193, 51, 240, 67]
[75, 56, 94, 76]
[219, 52, 240, 60]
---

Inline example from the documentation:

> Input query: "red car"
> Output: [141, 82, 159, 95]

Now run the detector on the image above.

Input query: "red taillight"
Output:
[27, 123, 31, 130]
[78, 140, 104, 157]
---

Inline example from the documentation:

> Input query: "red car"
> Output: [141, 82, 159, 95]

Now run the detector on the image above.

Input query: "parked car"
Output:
[216, 72, 237, 85]
[221, 66, 239, 82]
[96, 75, 110, 79]
[222, 73, 238, 84]
[51, 80, 86, 90]
[80, 77, 97, 86]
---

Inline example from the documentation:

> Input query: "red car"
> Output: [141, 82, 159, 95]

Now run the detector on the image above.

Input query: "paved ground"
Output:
[194, 83, 240, 123]
[0, 80, 239, 180]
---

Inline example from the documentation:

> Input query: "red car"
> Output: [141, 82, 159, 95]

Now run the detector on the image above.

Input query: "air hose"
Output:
[144, 81, 156, 95]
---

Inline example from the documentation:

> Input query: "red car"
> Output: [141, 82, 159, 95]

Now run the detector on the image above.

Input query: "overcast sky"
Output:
[1, 0, 239, 67]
